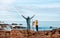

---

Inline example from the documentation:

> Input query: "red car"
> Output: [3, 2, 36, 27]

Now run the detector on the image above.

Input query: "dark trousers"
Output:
[36, 26, 38, 31]
[27, 24, 30, 30]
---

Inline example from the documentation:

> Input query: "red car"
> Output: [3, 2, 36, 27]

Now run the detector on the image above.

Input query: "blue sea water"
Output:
[4, 21, 60, 31]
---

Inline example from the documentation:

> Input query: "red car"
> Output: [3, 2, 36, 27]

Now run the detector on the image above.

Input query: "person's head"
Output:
[36, 20, 38, 22]
[27, 16, 30, 18]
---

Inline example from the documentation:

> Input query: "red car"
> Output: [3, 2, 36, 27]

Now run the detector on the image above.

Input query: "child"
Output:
[32, 21, 35, 30]
[35, 20, 38, 31]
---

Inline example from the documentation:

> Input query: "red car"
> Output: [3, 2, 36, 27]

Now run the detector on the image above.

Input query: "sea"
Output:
[3, 21, 60, 31]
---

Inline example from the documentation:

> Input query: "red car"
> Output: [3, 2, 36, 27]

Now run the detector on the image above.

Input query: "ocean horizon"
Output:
[1, 21, 60, 27]
[0, 21, 60, 31]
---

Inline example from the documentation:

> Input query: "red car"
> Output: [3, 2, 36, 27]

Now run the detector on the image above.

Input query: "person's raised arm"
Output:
[21, 15, 26, 19]
[30, 15, 35, 19]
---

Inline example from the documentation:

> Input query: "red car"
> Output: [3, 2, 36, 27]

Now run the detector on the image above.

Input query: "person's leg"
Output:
[28, 24, 30, 30]
[36, 26, 38, 31]
[29, 25, 30, 30]
[37, 26, 38, 31]
[36, 26, 37, 31]
[27, 23, 30, 30]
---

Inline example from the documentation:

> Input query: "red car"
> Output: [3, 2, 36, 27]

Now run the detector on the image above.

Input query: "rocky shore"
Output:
[17, 28, 60, 38]
[0, 28, 60, 38]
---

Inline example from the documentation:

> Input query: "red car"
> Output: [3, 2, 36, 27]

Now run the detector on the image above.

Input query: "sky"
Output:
[0, 0, 60, 22]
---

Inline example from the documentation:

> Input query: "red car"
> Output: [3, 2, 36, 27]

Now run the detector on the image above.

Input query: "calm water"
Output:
[4, 21, 60, 31]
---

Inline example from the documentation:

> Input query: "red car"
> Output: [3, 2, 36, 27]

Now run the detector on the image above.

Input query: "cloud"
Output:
[36, 4, 60, 8]
[0, 0, 16, 4]
[16, 4, 60, 8]
[0, 0, 60, 21]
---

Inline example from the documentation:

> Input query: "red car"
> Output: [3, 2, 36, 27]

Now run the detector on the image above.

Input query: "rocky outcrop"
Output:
[0, 28, 60, 38]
